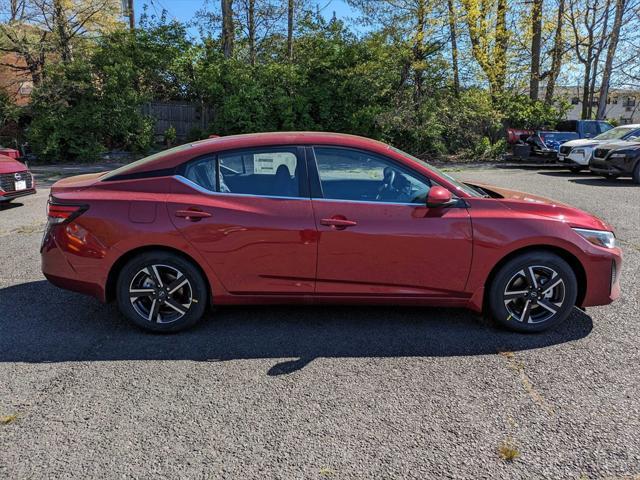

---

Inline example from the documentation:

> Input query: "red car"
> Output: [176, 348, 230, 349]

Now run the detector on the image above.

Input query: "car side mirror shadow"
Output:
[426, 186, 457, 208]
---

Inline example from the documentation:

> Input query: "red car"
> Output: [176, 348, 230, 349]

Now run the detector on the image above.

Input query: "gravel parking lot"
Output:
[1, 166, 639, 479]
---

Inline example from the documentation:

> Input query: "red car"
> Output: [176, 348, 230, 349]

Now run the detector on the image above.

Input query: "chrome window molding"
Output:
[311, 197, 425, 207]
[174, 174, 461, 208]
[173, 175, 310, 201]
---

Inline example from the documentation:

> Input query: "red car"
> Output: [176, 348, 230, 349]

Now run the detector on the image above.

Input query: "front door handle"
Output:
[320, 217, 357, 229]
[175, 208, 211, 221]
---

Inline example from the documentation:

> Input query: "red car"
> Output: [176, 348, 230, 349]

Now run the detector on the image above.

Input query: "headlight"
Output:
[609, 153, 626, 159]
[573, 149, 584, 155]
[573, 228, 616, 248]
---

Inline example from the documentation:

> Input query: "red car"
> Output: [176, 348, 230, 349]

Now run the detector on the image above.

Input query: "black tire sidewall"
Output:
[633, 161, 640, 184]
[489, 251, 578, 333]
[116, 251, 208, 333]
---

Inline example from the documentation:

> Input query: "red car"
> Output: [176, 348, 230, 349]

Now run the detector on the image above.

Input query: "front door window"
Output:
[313, 147, 430, 204]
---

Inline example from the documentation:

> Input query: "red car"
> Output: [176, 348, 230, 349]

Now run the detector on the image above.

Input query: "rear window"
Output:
[582, 122, 599, 137]
[540, 132, 579, 142]
[556, 120, 577, 132]
[101, 143, 195, 180]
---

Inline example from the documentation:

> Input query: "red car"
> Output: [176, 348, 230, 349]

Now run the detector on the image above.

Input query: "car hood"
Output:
[597, 139, 640, 150]
[0, 154, 29, 174]
[560, 139, 600, 149]
[471, 183, 613, 231]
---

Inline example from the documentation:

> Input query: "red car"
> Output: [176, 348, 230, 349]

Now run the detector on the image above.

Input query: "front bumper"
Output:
[580, 246, 622, 307]
[0, 187, 36, 202]
[590, 157, 635, 176]
[558, 152, 591, 167]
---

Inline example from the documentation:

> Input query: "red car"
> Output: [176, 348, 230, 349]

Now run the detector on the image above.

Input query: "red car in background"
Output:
[0, 149, 36, 202]
[41, 132, 621, 333]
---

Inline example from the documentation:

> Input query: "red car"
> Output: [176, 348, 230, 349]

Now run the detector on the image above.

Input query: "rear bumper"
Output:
[0, 187, 36, 202]
[41, 225, 108, 302]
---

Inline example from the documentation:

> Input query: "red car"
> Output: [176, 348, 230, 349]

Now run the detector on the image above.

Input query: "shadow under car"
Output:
[0, 280, 594, 375]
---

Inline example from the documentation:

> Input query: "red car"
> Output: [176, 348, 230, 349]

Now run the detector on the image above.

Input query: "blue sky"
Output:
[133, 0, 355, 30]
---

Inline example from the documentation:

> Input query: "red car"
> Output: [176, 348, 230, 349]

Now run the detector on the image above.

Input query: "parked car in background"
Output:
[41, 132, 621, 334]
[590, 140, 640, 183]
[0, 150, 36, 203]
[558, 124, 640, 172]
[508, 120, 612, 162]
[555, 120, 613, 139]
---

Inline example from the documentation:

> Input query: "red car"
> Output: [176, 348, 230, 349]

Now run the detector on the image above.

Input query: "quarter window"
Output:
[313, 147, 430, 204]
[183, 155, 217, 192]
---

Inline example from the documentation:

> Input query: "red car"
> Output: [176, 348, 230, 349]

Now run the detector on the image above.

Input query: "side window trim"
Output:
[308, 145, 433, 204]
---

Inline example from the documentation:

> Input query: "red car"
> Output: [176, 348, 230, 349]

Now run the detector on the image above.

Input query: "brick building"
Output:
[0, 52, 33, 106]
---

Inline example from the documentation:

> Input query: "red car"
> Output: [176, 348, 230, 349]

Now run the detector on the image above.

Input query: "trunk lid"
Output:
[50, 172, 104, 194]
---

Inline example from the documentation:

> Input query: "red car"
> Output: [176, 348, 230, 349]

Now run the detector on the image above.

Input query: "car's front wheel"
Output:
[116, 251, 208, 333]
[632, 161, 640, 185]
[488, 251, 577, 333]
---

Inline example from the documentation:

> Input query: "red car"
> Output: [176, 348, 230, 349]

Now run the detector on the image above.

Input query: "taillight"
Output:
[47, 202, 87, 225]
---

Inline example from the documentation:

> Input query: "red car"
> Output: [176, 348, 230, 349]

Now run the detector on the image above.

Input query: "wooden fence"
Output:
[142, 102, 214, 140]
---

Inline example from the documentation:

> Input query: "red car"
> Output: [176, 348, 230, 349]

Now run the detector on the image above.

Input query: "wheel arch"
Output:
[483, 244, 587, 309]
[105, 245, 213, 305]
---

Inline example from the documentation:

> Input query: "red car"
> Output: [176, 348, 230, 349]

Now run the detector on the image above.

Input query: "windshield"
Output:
[390, 146, 484, 197]
[594, 126, 640, 141]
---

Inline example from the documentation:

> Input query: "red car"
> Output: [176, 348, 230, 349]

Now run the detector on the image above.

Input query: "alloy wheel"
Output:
[502, 265, 566, 324]
[129, 264, 193, 324]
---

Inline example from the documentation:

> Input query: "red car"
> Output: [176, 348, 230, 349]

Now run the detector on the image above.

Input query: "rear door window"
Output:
[219, 148, 302, 198]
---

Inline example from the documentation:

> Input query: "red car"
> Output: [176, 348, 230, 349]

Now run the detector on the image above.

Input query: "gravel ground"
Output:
[0, 166, 639, 479]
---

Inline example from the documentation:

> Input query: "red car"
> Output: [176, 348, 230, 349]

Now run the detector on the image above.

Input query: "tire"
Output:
[116, 251, 208, 333]
[633, 161, 640, 185]
[488, 251, 577, 333]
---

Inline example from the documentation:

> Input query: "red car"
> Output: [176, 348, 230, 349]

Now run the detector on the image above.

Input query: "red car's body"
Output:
[41, 132, 621, 332]
[0, 152, 36, 202]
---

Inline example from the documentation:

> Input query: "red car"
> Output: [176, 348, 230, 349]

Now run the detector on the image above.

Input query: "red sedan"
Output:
[41, 132, 621, 333]
[0, 151, 36, 202]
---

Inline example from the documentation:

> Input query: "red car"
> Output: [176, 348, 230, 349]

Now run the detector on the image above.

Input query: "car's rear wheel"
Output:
[488, 251, 577, 333]
[116, 251, 208, 333]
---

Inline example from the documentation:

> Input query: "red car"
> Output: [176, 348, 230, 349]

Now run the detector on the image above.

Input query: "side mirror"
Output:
[426, 186, 456, 208]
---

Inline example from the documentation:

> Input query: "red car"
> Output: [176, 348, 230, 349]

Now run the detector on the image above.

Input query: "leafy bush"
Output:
[164, 125, 177, 146]
[23, 14, 571, 162]
[497, 93, 569, 130]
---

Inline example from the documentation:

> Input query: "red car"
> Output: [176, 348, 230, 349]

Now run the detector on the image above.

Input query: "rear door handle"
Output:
[320, 217, 357, 229]
[175, 208, 211, 221]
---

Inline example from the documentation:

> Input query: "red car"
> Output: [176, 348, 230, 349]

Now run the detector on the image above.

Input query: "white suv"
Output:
[557, 124, 640, 172]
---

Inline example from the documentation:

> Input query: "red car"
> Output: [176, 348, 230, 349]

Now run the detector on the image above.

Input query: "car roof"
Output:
[104, 132, 398, 178]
